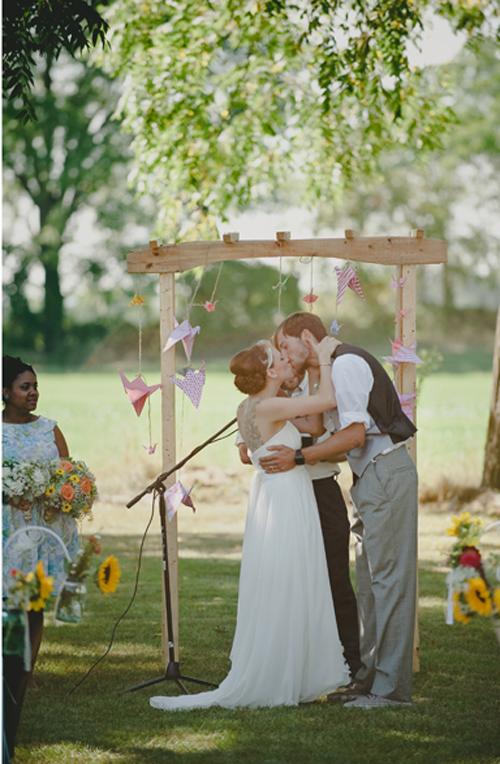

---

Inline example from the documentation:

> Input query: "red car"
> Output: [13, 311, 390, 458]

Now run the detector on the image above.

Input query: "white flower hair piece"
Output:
[256, 340, 273, 369]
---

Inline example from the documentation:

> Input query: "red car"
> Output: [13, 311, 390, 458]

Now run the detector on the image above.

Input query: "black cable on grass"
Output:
[67, 491, 157, 695]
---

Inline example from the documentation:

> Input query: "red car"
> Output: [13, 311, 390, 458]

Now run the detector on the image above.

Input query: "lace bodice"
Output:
[3, 416, 59, 462]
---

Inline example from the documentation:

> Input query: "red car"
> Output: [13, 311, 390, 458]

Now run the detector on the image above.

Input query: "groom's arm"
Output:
[260, 424, 363, 473]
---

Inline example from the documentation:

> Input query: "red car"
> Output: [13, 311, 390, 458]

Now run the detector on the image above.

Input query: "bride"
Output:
[150, 334, 349, 711]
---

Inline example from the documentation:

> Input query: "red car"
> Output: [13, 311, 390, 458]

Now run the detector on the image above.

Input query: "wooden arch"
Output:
[127, 229, 447, 669]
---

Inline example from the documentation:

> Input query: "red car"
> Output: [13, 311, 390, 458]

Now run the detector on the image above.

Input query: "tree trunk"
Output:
[42, 250, 64, 357]
[482, 307, 500, 489]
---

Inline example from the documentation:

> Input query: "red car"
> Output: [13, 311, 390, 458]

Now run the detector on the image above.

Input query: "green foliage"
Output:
[3, 0, 109, 120]
[103, 0, 498, 239]
[3, 54, 153, 358]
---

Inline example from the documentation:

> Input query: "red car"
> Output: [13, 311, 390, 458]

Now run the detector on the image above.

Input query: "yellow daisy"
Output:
[62, 502, 72, 513]
[55, 468, 65, 476]
[97, 555, 121, 594]
[69, 475, 80, 483]
[465, 577, 492, 617]
[45, 485, 56, 496]
[453, 592, 471, 624]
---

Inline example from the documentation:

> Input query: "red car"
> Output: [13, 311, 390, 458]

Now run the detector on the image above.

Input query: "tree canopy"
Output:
[3, 0, 109, 120]
[104, 0, 498, 239]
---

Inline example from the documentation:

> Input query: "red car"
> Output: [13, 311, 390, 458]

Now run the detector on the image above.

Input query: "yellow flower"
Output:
[45, 485, 56, 496]
[35, 561, 54, 601]
[28, 596, 45, 612]
[465, 577, 492, 617]
[62, 502, 72, 513]
[69, 474, 80, 483]
[97, 555, 121, 594]
[55, 468, 65, 476]
[25, 572, 34, 583]
[447, 512, 471, 536]
[130, 294, 145, 306]
[493, 588, 500, 614]
[453, 593, 471, 624]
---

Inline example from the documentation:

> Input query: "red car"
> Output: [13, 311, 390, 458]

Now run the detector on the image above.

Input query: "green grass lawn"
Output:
[16, 530, 500, 764]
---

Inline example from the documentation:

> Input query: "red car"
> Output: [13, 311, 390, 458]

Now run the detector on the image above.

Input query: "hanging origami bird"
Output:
[172, 365, 206, 409]
[335, 264, 365, 306]
[162, 319, 200, 362]
[119, 372, 161, 417]
[164, 481, 196, 521]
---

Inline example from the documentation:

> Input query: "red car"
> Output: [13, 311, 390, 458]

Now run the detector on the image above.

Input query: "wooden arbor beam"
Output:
[128, 236, 447, 274]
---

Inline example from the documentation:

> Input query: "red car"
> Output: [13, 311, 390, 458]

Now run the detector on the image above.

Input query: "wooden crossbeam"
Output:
[128, 236, 447, 274]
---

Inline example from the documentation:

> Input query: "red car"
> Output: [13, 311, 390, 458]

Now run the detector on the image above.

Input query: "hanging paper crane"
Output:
[165, 481, 196, 521]
[119, 372, 161, 417]
[172, 365, 206, 409]
[383, 340, 423, 366]
[335, 264, 365, 306]
[162, 319, 200, 362]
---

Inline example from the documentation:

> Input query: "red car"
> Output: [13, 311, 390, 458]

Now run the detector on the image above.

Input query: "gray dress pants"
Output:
[350, 446, 418, 702]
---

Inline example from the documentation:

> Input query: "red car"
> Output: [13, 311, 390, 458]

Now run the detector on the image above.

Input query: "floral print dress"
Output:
[3, 416, 79, 594]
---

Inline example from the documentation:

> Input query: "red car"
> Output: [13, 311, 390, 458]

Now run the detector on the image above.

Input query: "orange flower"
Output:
[60, 483, 75, 501]
[81, 478, 92, 495]
[60, 460, 73, 472]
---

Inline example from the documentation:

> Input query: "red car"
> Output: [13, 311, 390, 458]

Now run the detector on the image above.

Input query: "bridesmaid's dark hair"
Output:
[2, 355, 36, 400]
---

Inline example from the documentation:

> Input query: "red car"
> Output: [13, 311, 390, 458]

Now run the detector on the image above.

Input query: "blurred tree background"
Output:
[2, 1, 499, 365]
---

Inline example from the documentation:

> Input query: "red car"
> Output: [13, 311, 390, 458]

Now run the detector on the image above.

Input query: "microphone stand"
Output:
[126, 417, 237, 694]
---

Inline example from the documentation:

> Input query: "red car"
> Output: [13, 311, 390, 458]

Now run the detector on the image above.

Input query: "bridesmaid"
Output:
[2, 355, 79, 758]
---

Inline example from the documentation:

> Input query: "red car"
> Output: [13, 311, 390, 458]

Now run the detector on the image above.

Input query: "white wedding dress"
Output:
[150, 421, 349, 711]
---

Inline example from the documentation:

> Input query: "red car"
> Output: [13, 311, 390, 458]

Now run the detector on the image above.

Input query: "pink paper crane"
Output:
[335, 265, 365, 306]
[162, 319, 200, 362]
[203, 301, 217, 312]
[383, 340, 423, 366]
[303, 292, 319, 304]
[119, 372, 161, 416]
[172, 366, 206, 408]
[391, 275, 407, 289]
[164, 481, 196, 521]
[398, 392, 417, 422]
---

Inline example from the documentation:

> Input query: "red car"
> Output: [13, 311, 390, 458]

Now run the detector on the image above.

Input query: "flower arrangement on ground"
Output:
[6, 561, 54, 613]
[55, 535, 121, 623]
[446, 512, 500, 635]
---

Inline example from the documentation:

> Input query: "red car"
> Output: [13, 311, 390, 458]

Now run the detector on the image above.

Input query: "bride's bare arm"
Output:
[258, 337, 337, 421]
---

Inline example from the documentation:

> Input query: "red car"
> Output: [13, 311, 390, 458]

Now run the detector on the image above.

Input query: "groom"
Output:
[261, 312, 418, 708]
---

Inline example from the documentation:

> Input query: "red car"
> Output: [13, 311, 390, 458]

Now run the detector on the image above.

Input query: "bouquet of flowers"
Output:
[54, 535, 121, 623]
[3, 561, 55, 668]
[6, 560, 54, 612]
[43, 458, 98, 522]
[2, 460, 52, 518]
[446, 512, 500, 633]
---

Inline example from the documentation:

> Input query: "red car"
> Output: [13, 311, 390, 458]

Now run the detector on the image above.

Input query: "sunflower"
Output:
[62, 502, 72, 513]
[493, 588, 500, 615]
[97, 555, 121, 594]
[45, 485, 56, 496]
[453, 592, 471, 624]
[465, 577, 492, 617]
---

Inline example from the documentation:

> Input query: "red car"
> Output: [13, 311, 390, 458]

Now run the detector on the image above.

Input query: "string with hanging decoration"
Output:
[272, 232, 293, 320]
[119, 292, 161, 455]
[330, 231, 366, 336]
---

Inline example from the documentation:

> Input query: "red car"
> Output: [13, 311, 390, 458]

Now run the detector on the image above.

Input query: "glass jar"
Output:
[54, 579, 86, 624]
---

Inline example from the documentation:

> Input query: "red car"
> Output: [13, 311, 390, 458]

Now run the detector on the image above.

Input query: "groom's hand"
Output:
[260, 445, 296, 473]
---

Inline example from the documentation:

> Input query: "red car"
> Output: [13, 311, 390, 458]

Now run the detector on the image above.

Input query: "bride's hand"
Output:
[317, 336, 337, 364]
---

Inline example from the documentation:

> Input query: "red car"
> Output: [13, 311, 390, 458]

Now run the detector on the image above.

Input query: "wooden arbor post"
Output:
[127, 232, 447, 666]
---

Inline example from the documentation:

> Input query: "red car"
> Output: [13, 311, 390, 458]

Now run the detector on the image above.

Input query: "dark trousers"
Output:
[312, 476, 361, 678]
[3, 610, 44, 758]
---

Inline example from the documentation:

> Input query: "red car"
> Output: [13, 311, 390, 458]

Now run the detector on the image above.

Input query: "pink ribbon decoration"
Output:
[172, 366, 206, 408]
[335, 265, 365, 306]
[398, 392, 417, 422]
[119, 372, 161, 417]
[383, 340, 423, 366]
[391, 275, 407, 289]
[164, 481, 196, 521]
[162, 319, 200, 362]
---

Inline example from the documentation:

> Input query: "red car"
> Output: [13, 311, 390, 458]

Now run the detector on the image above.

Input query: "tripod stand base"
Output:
[126, 661, 218, 694]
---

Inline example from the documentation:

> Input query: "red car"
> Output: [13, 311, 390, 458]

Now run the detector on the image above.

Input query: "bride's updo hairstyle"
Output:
[229, 341, 273, 395]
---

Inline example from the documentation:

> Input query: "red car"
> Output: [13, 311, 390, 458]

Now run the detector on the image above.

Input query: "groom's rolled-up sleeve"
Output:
[331, 355, 374, 431]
